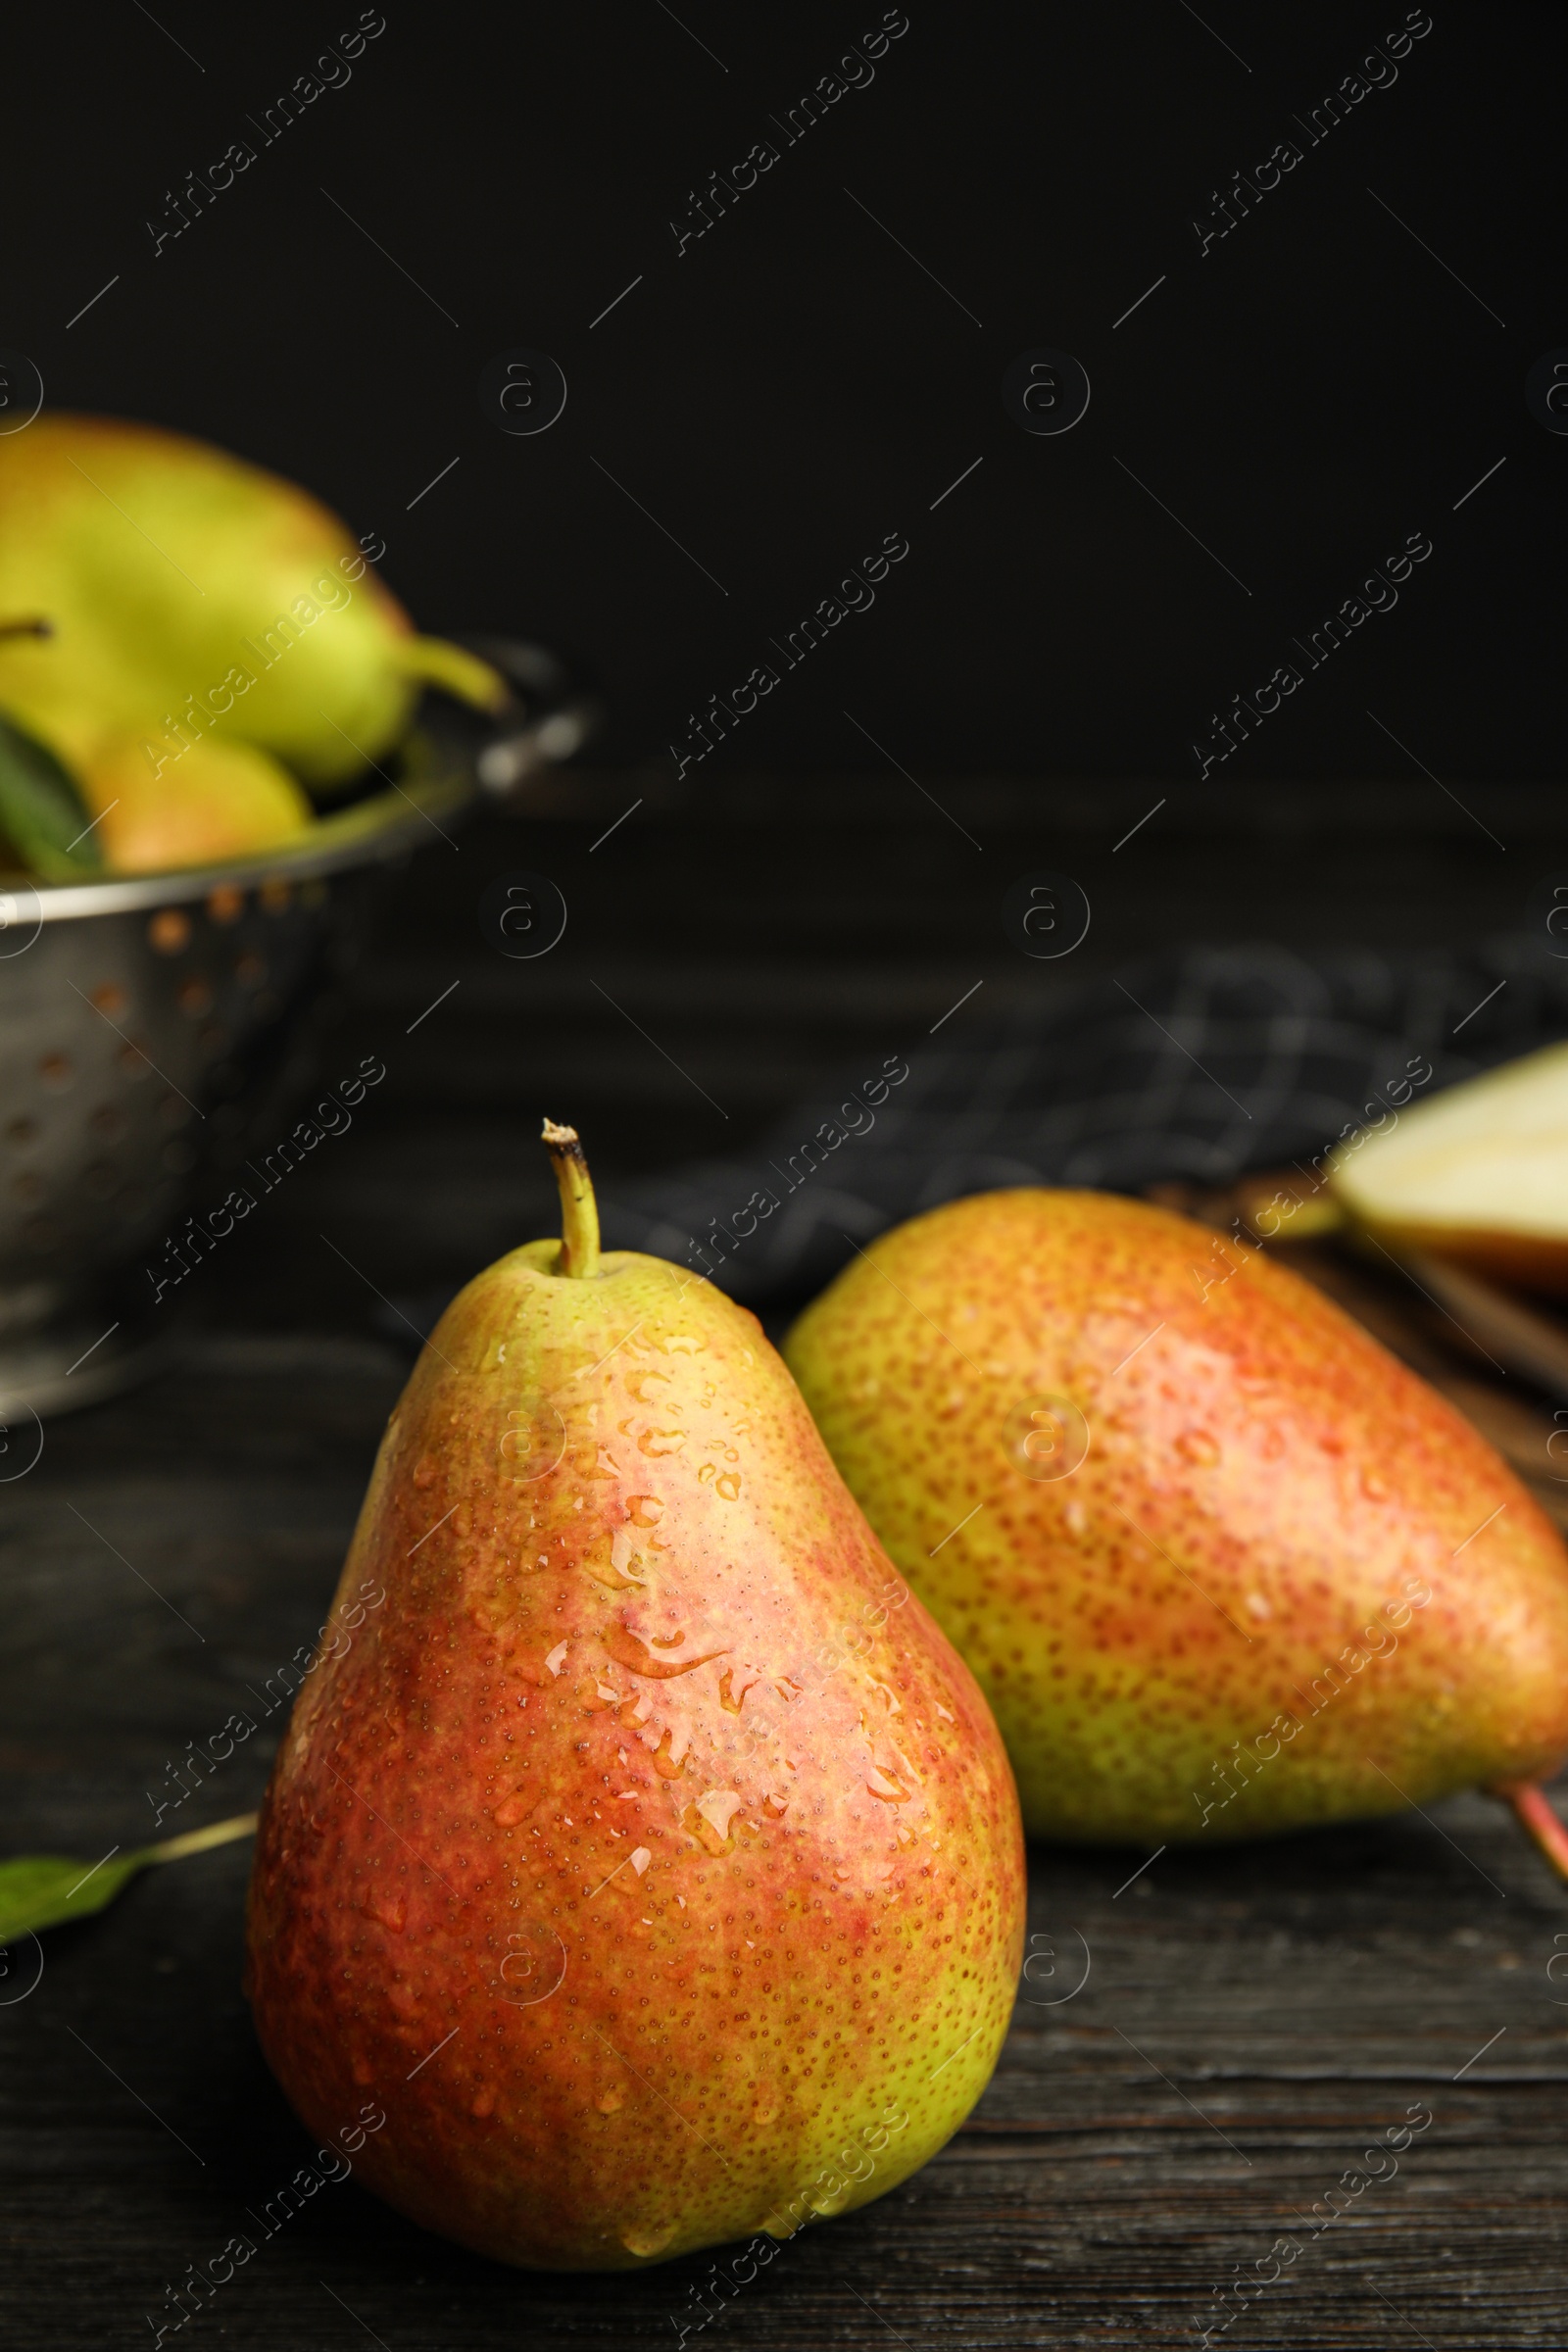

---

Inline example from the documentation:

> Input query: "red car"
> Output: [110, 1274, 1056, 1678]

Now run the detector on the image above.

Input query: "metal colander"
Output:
[0, 641, 593, 1423]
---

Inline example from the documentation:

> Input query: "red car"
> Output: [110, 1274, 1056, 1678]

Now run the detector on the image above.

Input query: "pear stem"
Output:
[542, 1119, 601, 1279]
[397, 634, 510, 714]
[1490, 1780, 1568, 1884]
[144, 1811, 259, 1867]
[0, 616, 52, 641]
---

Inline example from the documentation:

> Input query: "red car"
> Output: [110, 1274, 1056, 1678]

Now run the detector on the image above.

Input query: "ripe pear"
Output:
[71, 726, 314, 873]
[245, 1126, 1023, 2272]
[0, 414, 505, 791]
[783, 1189, 1568, 1848]
[1331, 1042, 1568, 1298]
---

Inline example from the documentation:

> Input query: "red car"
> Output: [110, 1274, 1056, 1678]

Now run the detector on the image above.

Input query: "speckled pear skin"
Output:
[782, 1190, 1568, 1844]
[245, 1243, 1023, 2272]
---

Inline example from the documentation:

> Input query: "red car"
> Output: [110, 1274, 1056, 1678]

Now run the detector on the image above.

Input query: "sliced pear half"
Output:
[1331, 1040, 1568, 1296]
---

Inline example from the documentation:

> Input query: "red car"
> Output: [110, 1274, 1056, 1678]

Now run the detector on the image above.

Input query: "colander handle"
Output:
[462, 636, 602, 798]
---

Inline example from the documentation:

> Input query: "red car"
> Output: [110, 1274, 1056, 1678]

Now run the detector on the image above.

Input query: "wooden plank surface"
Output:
[6, 798, 1568, 2348]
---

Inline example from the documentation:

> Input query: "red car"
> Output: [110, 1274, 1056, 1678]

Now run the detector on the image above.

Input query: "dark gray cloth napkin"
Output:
[603, 940, 1568, 1305]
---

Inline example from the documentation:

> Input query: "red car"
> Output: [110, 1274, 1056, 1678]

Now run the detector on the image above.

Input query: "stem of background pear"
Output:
[1490, 1781, 1568, 1884]
[542, 1120, 601, 1279]
[146, 1811, 259, 1866]
[0, 616, 52, 641]
[397, 634, 510, 713]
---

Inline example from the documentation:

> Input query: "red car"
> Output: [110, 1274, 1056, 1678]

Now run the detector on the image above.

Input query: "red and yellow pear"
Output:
[783, 1189, 1568, 1853]
[67, 725, 313, 872]
[245, 1126, 1023, 2271]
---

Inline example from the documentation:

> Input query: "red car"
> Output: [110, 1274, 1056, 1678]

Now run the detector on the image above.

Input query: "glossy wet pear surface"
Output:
[245, 1242, 1024, 2271]
[783, 1189, 1568, 1843]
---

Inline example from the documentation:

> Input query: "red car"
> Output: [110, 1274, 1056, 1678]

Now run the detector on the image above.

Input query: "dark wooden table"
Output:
[5, 781, 1568, 2348]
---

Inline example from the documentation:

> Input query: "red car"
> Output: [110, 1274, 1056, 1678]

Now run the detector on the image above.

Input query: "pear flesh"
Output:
[1332, 1041, 1568, 1296]
[784, 1189, 1568, 1844]
[245, 1131, 1023, 2271]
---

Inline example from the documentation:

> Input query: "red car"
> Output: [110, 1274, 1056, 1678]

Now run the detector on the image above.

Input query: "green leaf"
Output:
[0, 1849, 148, 1943]
[0, 710, 102, 881]
[0, 1812, 258, 1945]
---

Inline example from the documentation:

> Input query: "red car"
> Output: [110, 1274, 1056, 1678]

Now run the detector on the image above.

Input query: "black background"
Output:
[7, 0, 1562, 784]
